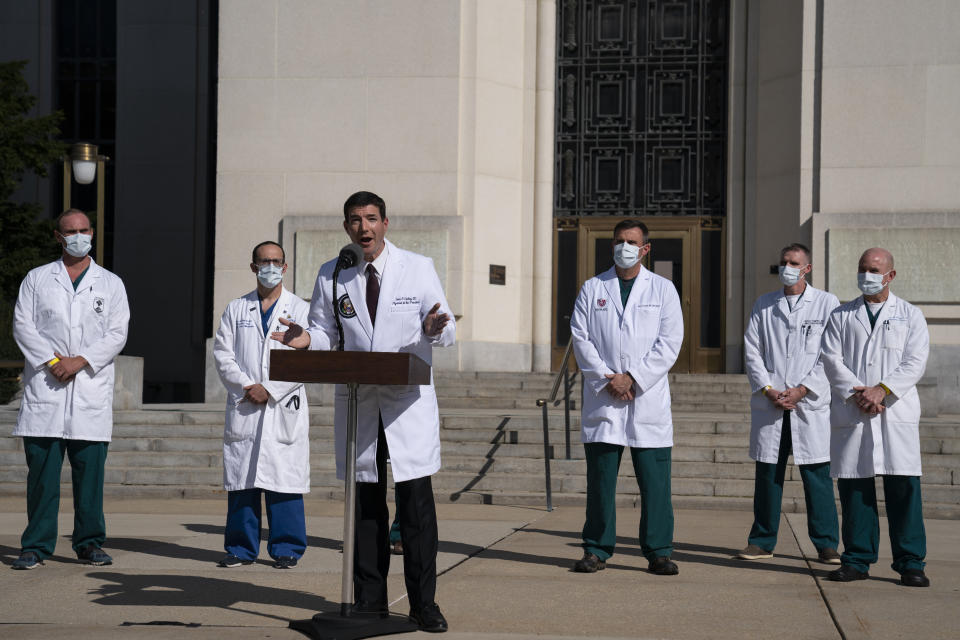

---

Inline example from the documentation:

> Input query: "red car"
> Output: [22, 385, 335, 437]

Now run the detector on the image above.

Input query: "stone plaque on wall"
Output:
[294, 230, 448, 298]
[827, 228, 960, 302]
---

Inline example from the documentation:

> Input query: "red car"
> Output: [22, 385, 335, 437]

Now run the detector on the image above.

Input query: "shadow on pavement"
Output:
[86, 571, 334, 621]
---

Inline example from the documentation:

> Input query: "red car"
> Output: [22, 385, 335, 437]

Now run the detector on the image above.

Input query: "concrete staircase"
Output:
[2, 373, 958, 518]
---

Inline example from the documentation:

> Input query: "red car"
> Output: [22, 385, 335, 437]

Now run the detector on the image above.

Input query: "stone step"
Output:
[1, 448, 955, 484]
[3, 433, 959, 470]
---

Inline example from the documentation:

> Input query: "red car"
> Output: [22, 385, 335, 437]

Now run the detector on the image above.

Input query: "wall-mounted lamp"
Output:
[62, 142, 109, 262]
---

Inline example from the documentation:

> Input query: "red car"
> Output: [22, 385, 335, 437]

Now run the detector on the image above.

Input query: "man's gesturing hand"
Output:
[422, 302, 450, 337]
[271, 317, 311, 349]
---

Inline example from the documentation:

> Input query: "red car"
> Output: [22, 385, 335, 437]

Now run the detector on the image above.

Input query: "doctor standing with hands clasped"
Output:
[272, 191, 455, 633]
[569, 219, 684, 577]
[820, 247, 931, 587]
[11, 208, 130, 570]
[213, 240, 311, 570]
[738, 243, 840, 564]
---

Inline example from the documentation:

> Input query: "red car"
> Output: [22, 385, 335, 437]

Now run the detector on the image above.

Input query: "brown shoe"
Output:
[573, 552, 606, 573]
[817, 548, 841, 565]
[391, 541, 404, 555]
[737, 544, 773, 560]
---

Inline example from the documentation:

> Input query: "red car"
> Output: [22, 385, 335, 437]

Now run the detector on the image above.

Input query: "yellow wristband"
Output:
[878, 382, 892, 396]
[761, 385, 772, 393]
[47, 357, 60, 366]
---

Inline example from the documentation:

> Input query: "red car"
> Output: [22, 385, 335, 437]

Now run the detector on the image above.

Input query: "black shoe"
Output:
[76, 546, 113, 566]
[352, 600, 388, 616]
[11, 551, 42, 570]
[828, 565, 869, 582]
[272, 556, 298, 569]
[899, 568, 930, 587]
[390, 541, 404, 555]
[573, 552, 606, 573]
[648, 556, 679, 576]
[217, 554, 253, 568]
[409, 603, 447, 633]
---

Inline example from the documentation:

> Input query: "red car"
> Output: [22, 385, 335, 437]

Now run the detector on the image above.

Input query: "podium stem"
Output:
[340, 381, 360, 614]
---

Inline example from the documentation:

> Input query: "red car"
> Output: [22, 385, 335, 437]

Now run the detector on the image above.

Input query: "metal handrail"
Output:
[535, 341, 581, 512]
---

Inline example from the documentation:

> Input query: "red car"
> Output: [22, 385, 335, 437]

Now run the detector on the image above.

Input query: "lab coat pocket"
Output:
[225, 397, 260, 442]
[882, 320, 907, 350]
[390, 307, 421, 345]
[803, 323, 824, 354]
[275, 391, 302, 445]
[830, 396, 863, 429]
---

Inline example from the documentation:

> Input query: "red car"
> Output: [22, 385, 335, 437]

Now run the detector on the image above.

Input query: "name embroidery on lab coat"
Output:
[595, 298, 608, 310]
[391, 295, 420, 311]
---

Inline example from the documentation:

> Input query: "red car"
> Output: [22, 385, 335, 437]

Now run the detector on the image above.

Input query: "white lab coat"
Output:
[570, 266, 684, 447]
[743, 285, 839, 465]
[306, 239, 455, 483]
[214, 286, 311, 493]
[820, 293, 929, 478]
[13, 259, 129, 441]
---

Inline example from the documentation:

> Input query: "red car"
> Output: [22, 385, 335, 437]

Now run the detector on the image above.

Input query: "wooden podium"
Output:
[270, 350, 430, 640]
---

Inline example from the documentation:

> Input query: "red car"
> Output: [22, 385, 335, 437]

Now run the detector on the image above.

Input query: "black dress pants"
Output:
[354, 416, 438, 611]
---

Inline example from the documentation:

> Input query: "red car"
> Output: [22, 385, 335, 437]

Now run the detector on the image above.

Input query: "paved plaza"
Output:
[0, 496, 956, 639]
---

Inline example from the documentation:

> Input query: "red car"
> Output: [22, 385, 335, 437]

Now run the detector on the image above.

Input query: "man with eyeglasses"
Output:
[11, 208, 130, 570]
[213, 241, 311, 570]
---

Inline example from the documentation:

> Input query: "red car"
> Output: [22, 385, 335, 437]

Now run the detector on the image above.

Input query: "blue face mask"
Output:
[62, 232, 92, 258]
[857, 271, 889, 296]
[257, 264, 283, 288]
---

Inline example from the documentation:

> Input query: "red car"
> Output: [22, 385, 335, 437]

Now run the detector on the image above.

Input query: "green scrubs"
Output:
[837, 475, 926, 573]
[21, 437, 109, 558]
[581, 442, 674, 561]
[747, 411, 839, 552]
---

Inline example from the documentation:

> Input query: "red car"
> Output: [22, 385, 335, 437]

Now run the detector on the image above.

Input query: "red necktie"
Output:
[366, 264, 379, 327]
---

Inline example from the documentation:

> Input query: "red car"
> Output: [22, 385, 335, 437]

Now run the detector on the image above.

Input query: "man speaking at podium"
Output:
[273, 191, 455, 632]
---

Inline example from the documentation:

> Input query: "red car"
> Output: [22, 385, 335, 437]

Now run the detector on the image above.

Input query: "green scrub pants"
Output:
[747, 411, 839, 552]
[581, 442, 674, 562]
[837, 475, 926, 574]
[20, 437, 108, 559]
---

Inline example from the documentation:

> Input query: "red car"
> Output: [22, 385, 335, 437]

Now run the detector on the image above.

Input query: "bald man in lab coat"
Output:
[821, 247, 930, 587]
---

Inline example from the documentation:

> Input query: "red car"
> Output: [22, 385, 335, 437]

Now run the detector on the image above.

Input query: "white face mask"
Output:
[62, 233, 92, 258]
[857, 271, 889, 296]
[613, 242, 641, 269]
[257, 264, 283, 288]
[778, 264, 807, 287]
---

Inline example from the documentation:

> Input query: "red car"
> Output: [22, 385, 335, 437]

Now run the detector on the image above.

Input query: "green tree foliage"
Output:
[0, 60, 66, 402]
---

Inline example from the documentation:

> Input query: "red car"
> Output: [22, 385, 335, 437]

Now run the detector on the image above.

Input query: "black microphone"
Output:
[332, 244, 363, 351]
[337, 243, 363, 270]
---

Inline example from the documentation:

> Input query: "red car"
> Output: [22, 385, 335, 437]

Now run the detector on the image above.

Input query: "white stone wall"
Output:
[216, 0, 462, 330]
[215, 0, 553, 372]
[807, 0, 960, 409]
[817, 0, 960, 215]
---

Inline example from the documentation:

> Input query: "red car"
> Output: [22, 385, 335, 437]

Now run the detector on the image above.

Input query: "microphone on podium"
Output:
[332, 243, 363, 351]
